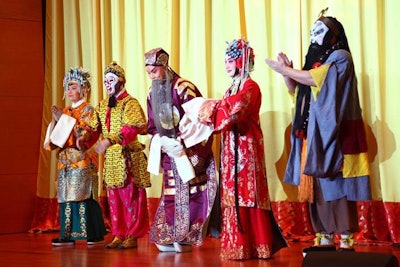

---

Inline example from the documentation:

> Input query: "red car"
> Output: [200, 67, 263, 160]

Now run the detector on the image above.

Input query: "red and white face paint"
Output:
[225, 39, 255, 77]
[104, 72, 120, 96]
[225, 55, 238, 78]
[145, 65, 167, 81]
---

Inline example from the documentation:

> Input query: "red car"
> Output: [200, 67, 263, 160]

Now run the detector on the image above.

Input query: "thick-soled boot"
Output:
[173, 242, 192, 253]
[339, 233, 355, 251]
[155, 243, 175, 252]
[316, 233, 335, 246]
[51, 238, 75, 246]
[302, 233, 336, 257]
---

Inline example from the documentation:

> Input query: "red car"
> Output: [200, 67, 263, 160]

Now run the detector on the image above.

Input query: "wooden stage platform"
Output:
[0, 232, 399, 266]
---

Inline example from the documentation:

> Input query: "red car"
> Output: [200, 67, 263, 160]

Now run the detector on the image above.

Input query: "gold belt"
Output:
[164, 184, 207, 196]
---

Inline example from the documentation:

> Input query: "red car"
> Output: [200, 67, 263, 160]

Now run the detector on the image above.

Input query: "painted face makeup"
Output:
[145, 65, 166, 81]
[104, 72, 119, 96]
[310, 20, 329, 45]
[225, 55, 238, 78]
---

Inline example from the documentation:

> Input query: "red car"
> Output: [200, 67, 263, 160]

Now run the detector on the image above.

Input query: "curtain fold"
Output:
[31, 0, 400, 245]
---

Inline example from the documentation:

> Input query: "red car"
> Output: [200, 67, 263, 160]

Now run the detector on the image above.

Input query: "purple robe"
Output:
[147, 74, 218, 245]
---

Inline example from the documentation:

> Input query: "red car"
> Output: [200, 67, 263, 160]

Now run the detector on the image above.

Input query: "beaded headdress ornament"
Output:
[225, 39, 255, 72]
[62, 67, 91, 99]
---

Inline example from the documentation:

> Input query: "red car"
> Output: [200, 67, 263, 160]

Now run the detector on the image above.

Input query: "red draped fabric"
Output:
[29, 196, 112, 233]
[28, 197, 59, 233]
[271, 201, 400, 246]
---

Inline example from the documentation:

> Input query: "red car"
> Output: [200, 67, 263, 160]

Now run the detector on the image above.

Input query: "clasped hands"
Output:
[95, 139, 111, 154]
[76, 136, 111, 154]
[51, 105, 63, 121]
[160, 136, 184, 158]
[264, 52, 293, 75]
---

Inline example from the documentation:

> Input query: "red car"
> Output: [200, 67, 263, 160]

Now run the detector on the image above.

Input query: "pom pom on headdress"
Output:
[104, 61, 126, 82]
[63, 67, 91, 98]
[225, 39, 255, 72]
[144, 48, 169, 66]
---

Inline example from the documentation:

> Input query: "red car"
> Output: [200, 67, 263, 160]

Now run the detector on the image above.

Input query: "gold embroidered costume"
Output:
[86, 95, 150, 189]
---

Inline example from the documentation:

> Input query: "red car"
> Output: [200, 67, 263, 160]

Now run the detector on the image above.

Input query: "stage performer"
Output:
[48, 67, 107, 246]
[190, 39, 287, 260]
[265, 9, 371, 254]
[144, 48, 218, 253]
[76, 61, 151, 249]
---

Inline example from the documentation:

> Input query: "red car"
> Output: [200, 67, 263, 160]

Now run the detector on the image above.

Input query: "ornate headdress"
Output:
[104, 61, 126, 82]
[62, 67, 91, 98]
[144, 48, 169, 66]
[225, 39, 255, 72]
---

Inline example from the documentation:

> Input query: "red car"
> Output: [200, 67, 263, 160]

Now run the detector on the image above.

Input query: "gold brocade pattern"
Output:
[150, 204, 208, 246]
[175, 78, 196, 97]
[58, 149, 88, 169]
[88, 95, 150, 189]
[220, 207, 273, 260]
[148, 76, 218, 247]
[211, 80, 271, 210]
[64, 203, 71, 238]
[62, 103, 94, 149]
[63, 202, 88, 239]
[57, 165, 96, 202]
[150, 158, 218, 246]
[220, 244, 272, 261]
[56, 103, 98, 203]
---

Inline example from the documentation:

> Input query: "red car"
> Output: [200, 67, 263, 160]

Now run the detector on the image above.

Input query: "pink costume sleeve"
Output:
[120, 125, 138, 146]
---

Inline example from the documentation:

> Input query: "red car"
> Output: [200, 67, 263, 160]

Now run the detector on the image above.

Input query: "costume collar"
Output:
[71, 98, 85, 108]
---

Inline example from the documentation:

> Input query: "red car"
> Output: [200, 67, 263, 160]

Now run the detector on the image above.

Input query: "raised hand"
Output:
[51, 105, 63, 121]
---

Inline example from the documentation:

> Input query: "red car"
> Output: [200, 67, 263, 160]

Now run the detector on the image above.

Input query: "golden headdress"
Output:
[104, 61, 126, 82]
[144, 48, 169, 66]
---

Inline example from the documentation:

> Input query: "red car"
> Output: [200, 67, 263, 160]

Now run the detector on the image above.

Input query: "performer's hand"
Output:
[95, 138, 111, 154]
[76, 136, 87, 151]
[51, 105, 63, 121]
[160, 136, 184, 158]
[277, 52, 293, 68]
[266, 52, 298, 93]
[265, 58, 285, 74]
[265, 52, 292, 75]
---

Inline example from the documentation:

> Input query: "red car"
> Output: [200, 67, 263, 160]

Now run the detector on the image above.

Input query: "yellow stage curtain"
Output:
[32, 0, 400, 244]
